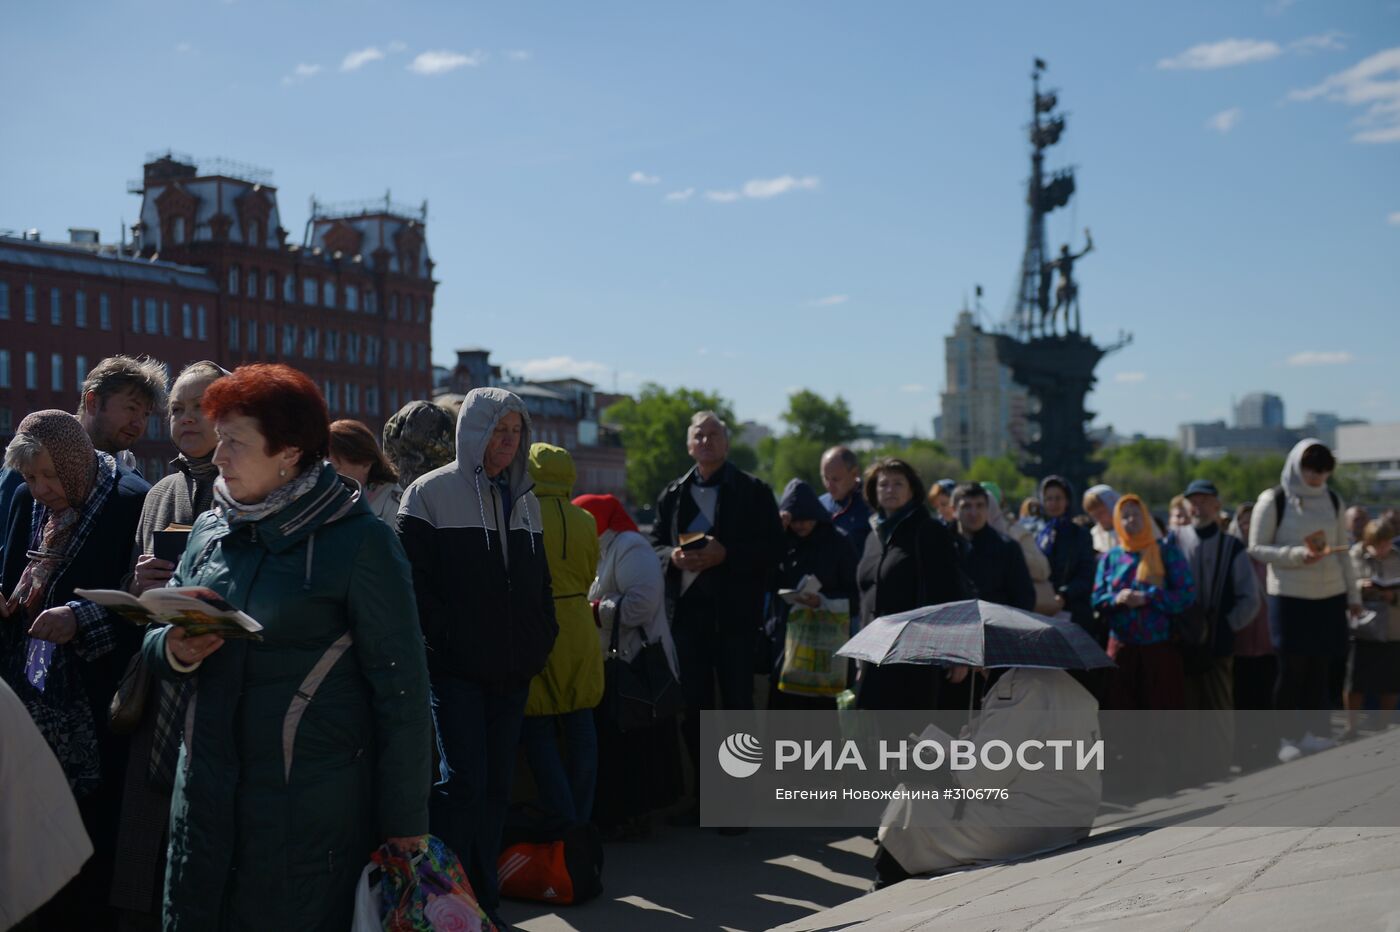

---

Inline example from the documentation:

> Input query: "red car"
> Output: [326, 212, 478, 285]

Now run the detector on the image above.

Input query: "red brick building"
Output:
[0, 152, 435, 477]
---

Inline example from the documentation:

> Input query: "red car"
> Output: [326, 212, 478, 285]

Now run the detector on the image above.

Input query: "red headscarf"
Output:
[573, 494, 639, 536]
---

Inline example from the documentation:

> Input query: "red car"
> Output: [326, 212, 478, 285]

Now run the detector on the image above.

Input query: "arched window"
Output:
[172, 216, 186, 244]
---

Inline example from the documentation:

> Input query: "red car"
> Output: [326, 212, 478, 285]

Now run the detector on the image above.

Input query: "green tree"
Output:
[757, 390, 857, 490]
[869, 438, 963, 495]
[965, 454, 1037, 505]
[781, 389, 855, 447]
[603, 384, 736, 507]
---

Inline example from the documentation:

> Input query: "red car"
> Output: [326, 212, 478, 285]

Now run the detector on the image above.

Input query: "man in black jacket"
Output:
[954, 483, 1036, 611]
[651, 411, 784, 819]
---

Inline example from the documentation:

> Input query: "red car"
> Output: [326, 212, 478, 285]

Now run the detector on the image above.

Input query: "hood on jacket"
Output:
[528, 442, 576, 499]
[779, 479, 830, 524]
[457, 387, 533, 492]
[1281, 437, 1330, 501]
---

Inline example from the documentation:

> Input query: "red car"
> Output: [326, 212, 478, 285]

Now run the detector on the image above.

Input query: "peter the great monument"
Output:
[997, 58, 1130, 495]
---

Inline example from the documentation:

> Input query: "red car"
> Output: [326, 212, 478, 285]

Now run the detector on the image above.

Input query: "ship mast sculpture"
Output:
[997, 58, 1130, 495]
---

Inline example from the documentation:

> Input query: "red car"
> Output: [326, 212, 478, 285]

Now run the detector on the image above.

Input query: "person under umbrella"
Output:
[837, 600, 1109, 886]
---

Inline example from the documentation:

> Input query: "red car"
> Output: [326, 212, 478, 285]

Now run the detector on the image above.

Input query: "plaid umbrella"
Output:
[835, 599, 1113, 670]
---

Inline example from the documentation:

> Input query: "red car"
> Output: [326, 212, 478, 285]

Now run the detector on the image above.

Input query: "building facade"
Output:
[0, 152, 435, 477]
[1336, 423, 1400, 502]
[937, 309, 1028, 468]
[1235, 392, 1285, 430]
[437, 349, 628, 503]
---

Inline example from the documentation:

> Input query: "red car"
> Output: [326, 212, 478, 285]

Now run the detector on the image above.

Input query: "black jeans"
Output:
[1272, 595, 1347, 742]
[671, 597, 755, 786]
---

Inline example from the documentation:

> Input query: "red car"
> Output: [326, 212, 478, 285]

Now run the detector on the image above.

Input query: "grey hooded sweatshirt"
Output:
[396, 388, 558, 687]
[1248, 438, 1360, 605]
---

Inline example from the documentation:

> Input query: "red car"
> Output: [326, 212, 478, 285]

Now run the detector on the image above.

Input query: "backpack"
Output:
[498, 821, 604, 906]
[1270, 485, 1339, 539]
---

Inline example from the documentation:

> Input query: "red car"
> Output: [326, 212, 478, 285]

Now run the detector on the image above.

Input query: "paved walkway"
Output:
[504, 727, 1400, 931]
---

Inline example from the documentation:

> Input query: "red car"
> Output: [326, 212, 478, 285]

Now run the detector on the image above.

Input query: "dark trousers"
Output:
[672, 597, 755, 787]
[1233, 654, 1278, 768]
[1275, 653, 1336, 741]
[429, 676, 528, 916]
[1107, 640, 1185, 710]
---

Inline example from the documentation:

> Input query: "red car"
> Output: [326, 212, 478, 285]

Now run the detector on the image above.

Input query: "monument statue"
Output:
[1040, 228, 1092, 335]
[995, 59, 1130, 495]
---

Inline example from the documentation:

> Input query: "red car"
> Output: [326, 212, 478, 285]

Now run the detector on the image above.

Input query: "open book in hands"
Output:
[74, 587, 264, 640]
[778, 574, 823, 606]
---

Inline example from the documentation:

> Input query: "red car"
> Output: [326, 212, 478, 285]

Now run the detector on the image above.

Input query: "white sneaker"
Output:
[1278, 740, 1303, 763]
[1298, 732, 1337, 754]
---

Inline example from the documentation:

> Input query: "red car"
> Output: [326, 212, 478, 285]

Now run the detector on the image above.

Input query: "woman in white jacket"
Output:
[1248, 439, 1362, 759]
[574, 494, 682, 839]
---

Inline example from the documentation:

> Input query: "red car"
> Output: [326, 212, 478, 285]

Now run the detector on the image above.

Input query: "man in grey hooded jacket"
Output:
[397, 387, 558, 926]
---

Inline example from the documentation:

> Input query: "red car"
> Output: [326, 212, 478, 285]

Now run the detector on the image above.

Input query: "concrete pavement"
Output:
[503, 726, 1400, 931]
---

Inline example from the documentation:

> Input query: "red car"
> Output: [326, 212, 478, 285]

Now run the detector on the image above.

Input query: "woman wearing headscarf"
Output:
[380, 399, 456, 490]
[855, 458, 966, 710]
[1, 409, 148, 929]
[113, 360, 226, 928]
[767, 479, 860, 711]
[1092, 494, 1196, 710]
[574, 493, 682, 839]
[142, 365, 432, 931]
[1035, 476, 1097, 636]
[329, 418, 403, 524]
[1248, 439, 1361, 760]
[522, 443, 603, 827]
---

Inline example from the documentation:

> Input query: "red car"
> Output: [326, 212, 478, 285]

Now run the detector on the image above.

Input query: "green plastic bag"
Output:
[778, 599, 850, 697]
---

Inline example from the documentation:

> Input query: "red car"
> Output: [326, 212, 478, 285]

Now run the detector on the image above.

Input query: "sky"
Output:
[3, 1, 1398, 440]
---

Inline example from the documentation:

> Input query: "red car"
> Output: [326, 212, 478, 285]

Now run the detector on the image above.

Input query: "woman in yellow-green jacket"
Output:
[523, 443, 604, 823]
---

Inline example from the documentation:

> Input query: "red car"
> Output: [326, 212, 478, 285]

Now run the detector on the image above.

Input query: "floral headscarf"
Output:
[382, 401, 456, 489]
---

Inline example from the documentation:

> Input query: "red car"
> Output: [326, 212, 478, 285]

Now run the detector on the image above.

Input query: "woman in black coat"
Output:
[855, 458, 966, 710]
[1035, 475, 1098, 637]
[767, 479, 860, 710]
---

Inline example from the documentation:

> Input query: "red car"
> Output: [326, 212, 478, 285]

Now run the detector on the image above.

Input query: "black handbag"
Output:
[109, 650, 152, 735]
[602, 608, 683, 733]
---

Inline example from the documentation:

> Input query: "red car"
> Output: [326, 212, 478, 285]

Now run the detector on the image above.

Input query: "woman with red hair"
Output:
[140, 364, 432, 930]
[574, 493, 683, 839]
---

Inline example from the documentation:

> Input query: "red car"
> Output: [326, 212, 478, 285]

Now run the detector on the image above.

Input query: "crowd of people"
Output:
[1, 354, 1394, 929]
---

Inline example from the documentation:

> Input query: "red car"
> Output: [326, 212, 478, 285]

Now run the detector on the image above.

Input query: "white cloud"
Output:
[1114, 371, 1147, 383]
[1208, 107, 1243, 133]
[900, 384, 927, 394]
[341, 46, 385, 71]
[1288, 46, 1400, 143]
[1158, 38, 1282, 70]
[388, 40, 408, 54]
[1388, 211, 1400, 225]
[505, 49, 532, 62]
[1289, 31, 1347, 53]
[508, 355, 613, 383]
[629, 170, 660, 186]
[742, 175, 820, 199]
[1286, 350, 1355, 366]
[281, 63, 322, 85]
[664, 188, 695, 202]
[810, 294, 849, 307]
[702, 175, 821, 204]
[407, 49, 485, 75]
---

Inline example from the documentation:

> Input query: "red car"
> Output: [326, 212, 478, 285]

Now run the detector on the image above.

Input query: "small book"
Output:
[74, 586, 264, 640]
[152, 524, 193, 564]
[779, 574, 823, 605]
[678, 531, 709, 552]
